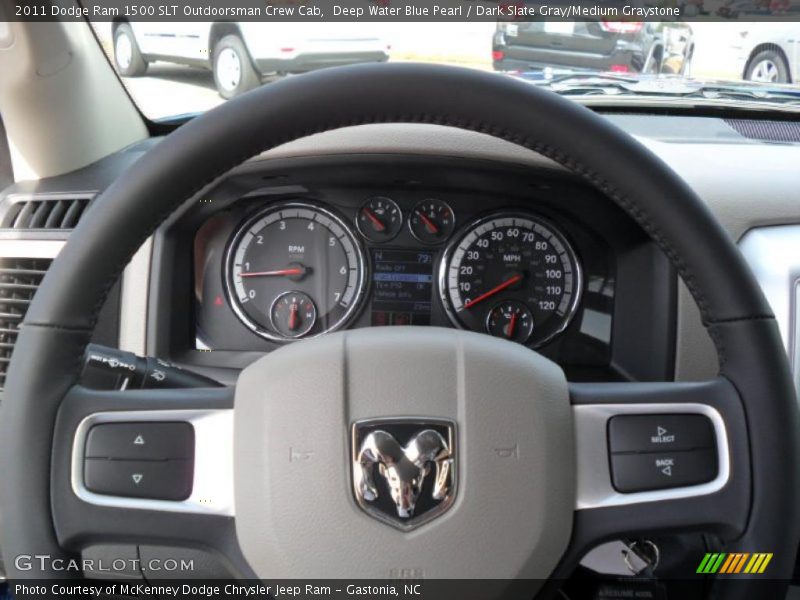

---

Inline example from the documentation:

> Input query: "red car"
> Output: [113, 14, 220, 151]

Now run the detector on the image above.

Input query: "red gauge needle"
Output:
[462, 274, 523, 310]
[240, 267, 305, 278]
[363, 208, 386, 232]
[288, 303, 299, 331]
[506, 311, 518, 339]
[418, 211, 439, 234]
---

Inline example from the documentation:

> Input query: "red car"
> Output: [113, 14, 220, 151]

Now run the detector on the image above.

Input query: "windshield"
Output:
[92, 21, 800, 120]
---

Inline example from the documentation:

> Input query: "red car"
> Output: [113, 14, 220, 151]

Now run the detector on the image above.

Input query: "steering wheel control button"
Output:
[84, 458, 193, 500]
[84, 422, 194, 461]
[610, 449, 718, 493]
[608, 414, 715, 454]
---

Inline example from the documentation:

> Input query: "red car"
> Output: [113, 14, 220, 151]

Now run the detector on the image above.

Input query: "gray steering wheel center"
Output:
[234, 327, 574, 580]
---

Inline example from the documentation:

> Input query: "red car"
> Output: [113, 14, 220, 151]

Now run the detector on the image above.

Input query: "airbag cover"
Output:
[234, 327, 573, 580]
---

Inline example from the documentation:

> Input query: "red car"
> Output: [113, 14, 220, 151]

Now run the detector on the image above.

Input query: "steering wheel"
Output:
[1, 63, 797, 597]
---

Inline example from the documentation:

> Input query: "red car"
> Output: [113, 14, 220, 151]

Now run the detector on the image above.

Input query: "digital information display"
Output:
[370, 248, 434, 326]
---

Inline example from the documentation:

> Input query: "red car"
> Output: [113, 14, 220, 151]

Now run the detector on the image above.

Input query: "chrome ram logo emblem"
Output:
[351, 418, 456, 530]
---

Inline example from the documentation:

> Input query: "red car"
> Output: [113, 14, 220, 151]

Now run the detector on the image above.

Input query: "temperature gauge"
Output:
[486, 301, 534, 344]
[270, 291, 317, 338]
[356, 197, 403, 243]
[409, 199, 455, 244]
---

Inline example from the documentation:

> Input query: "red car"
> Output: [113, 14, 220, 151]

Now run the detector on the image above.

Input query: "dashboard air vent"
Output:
[0, 257, 51, 391]
[0, 194, 93, 230]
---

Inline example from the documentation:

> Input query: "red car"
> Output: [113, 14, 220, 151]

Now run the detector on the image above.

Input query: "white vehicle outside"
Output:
[691, 22, 800, 84]
[112, 21, 390, 98]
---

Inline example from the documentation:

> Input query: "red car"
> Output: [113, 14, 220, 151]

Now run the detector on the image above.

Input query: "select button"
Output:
[608, 414, 716, 454]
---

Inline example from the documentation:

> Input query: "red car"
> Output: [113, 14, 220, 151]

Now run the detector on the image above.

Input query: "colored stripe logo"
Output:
[697, 553, 773, 574]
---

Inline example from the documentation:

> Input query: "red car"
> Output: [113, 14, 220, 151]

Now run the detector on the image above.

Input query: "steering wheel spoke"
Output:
[47, 384, 246, 575]
[557, 379, 750, 577]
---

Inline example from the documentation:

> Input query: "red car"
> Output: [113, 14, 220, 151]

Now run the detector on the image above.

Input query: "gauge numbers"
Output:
[441, 212, 582, 347]
[226, 203, 366, 342]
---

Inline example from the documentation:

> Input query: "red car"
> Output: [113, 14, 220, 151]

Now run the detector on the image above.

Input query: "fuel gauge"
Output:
[356, 197, 403, 243]
[486, 301, 534, 344]
[270, 291, 317, 338]
[409, 199, 455, 244]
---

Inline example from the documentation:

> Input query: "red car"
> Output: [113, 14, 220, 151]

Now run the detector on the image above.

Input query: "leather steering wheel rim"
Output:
[1, 63, 797, 595]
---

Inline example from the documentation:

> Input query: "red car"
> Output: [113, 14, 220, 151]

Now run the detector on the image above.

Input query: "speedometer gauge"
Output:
[225, 202, 366, 342]
[440, 212, 582, 347]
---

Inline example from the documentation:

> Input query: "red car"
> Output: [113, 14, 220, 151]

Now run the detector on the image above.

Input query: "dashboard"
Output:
[6, 115, 800, 389]
[168, 154, 676, 383]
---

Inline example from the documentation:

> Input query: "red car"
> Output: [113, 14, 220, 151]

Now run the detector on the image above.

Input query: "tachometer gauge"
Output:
[440, 212, 582, 347]
[226, 202, 366, 341]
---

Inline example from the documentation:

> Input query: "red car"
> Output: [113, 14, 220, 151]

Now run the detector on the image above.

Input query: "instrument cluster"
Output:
[216, 196, 583, 348]
[181, 156, 673, 382]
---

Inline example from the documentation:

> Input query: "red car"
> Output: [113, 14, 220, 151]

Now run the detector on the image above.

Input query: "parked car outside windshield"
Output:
[111, 22, 390, 99]
[492, 21, 694, 76]
[92, 21, 800, 120]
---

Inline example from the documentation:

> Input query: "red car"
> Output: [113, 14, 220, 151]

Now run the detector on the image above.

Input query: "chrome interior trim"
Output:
[0, 239, 64, 258]
[71, 409, 235, 516]
[3, 191, 96, 202]
[574, 403, 729, 510]
[350, 417, 457, 531]
[739, 225, 800, 391]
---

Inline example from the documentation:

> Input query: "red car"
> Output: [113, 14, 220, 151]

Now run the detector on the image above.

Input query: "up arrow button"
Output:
[84, 422, 194, 460]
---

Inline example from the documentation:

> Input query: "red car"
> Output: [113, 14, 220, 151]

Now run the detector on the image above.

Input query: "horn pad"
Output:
[235, 327, 574, 582]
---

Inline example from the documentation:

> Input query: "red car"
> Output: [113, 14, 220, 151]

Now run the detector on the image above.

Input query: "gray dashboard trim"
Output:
[119, 237, 152, 355]
[253, 123, 563, 170]
[739, 225, 800, 392]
